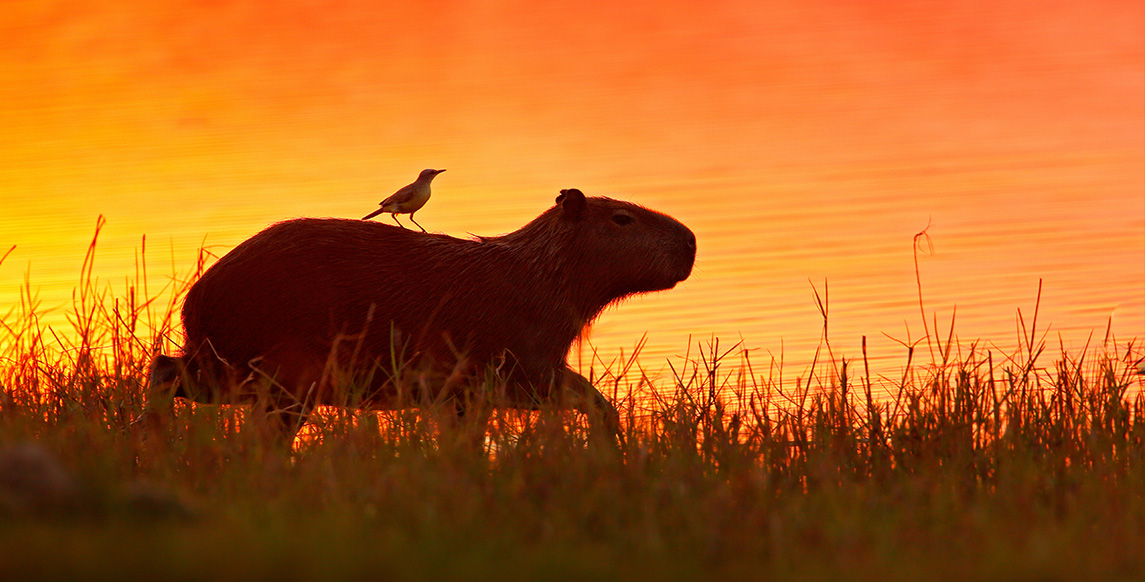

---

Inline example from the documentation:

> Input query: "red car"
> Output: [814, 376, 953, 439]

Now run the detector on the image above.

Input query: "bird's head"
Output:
[419, 168, 446, 180]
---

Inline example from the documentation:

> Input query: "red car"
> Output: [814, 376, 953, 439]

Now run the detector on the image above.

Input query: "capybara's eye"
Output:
[611, 213, 635, 226]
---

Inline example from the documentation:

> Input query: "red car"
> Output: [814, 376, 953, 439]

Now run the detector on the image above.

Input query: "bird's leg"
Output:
[409, 212, 427, 233]
[391, 214, 406, 229]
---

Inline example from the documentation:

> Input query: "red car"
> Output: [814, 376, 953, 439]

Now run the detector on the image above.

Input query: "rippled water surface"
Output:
[1, 1, 1142, 386]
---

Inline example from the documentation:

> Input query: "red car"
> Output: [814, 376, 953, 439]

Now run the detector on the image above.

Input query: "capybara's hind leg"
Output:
[132, 354, 183, 431]
[449, 397, 493, 455]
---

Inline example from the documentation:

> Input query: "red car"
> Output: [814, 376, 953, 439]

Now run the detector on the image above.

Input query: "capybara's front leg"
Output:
[561, 368, 620, 443]
[132, 354, 182, 431]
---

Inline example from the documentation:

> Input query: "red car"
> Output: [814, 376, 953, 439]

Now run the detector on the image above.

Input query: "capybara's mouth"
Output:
[679, 264, 695, 281]
[674, 262, 695, 284]
[664, 254, 695, 286]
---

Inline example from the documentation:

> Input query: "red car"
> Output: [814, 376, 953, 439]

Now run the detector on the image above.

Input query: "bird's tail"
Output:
[362, 208, 385, 221]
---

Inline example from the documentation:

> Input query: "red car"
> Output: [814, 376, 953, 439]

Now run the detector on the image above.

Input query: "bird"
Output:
[362, 168, 445, 232]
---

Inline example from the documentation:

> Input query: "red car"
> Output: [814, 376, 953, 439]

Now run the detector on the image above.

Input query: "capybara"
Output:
[137, 188, 696, 445]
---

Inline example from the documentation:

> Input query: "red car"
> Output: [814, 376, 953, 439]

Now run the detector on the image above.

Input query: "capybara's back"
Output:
[141, 188, 695, 442]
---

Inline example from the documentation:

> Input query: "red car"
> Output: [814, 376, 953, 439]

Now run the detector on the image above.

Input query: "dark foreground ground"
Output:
[2, 332, 1142, 582]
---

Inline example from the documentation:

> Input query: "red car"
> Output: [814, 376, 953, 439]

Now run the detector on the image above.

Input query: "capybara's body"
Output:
[140, 189, 695, 443]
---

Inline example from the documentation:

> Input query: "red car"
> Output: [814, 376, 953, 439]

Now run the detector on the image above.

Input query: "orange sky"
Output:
[1, 0, 1142, 377]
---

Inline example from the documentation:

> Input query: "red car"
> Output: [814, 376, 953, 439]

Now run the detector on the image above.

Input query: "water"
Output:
[1, 1, 1142, 387]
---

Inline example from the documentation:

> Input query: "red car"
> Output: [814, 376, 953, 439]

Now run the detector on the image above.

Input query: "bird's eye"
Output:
[611, 213, 635, 226]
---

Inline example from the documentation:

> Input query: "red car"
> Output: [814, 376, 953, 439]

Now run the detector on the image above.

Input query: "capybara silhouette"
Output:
[137, 188, 696, 445]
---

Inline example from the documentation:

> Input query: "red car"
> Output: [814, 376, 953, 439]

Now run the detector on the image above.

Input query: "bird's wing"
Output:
[381, 183, 417, 206]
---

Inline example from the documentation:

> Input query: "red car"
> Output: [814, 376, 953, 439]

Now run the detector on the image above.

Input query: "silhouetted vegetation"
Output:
[1, 232, 1142, 581]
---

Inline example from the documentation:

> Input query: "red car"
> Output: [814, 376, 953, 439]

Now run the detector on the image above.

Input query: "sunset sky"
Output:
[2, 0, 1142, 378]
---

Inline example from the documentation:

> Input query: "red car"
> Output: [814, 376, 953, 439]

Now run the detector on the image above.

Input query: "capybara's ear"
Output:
[557, 188, 587, 218]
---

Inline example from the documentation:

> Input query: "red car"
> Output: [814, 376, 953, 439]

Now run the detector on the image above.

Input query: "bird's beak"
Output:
[436, 169, 446, 174]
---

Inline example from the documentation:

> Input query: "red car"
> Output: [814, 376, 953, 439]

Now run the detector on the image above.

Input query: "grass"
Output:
[0, 228, 1143, 581]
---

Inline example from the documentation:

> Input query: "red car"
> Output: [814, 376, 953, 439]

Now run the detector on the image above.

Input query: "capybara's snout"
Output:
[651, 216, 696, 287]
[674, 222, 697, 282]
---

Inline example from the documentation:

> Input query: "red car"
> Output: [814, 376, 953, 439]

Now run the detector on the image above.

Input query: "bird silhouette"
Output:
[362, 168, 445, 232]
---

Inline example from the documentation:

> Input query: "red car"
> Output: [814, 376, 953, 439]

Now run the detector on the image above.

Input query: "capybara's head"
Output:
[496, 188, 696, 303]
